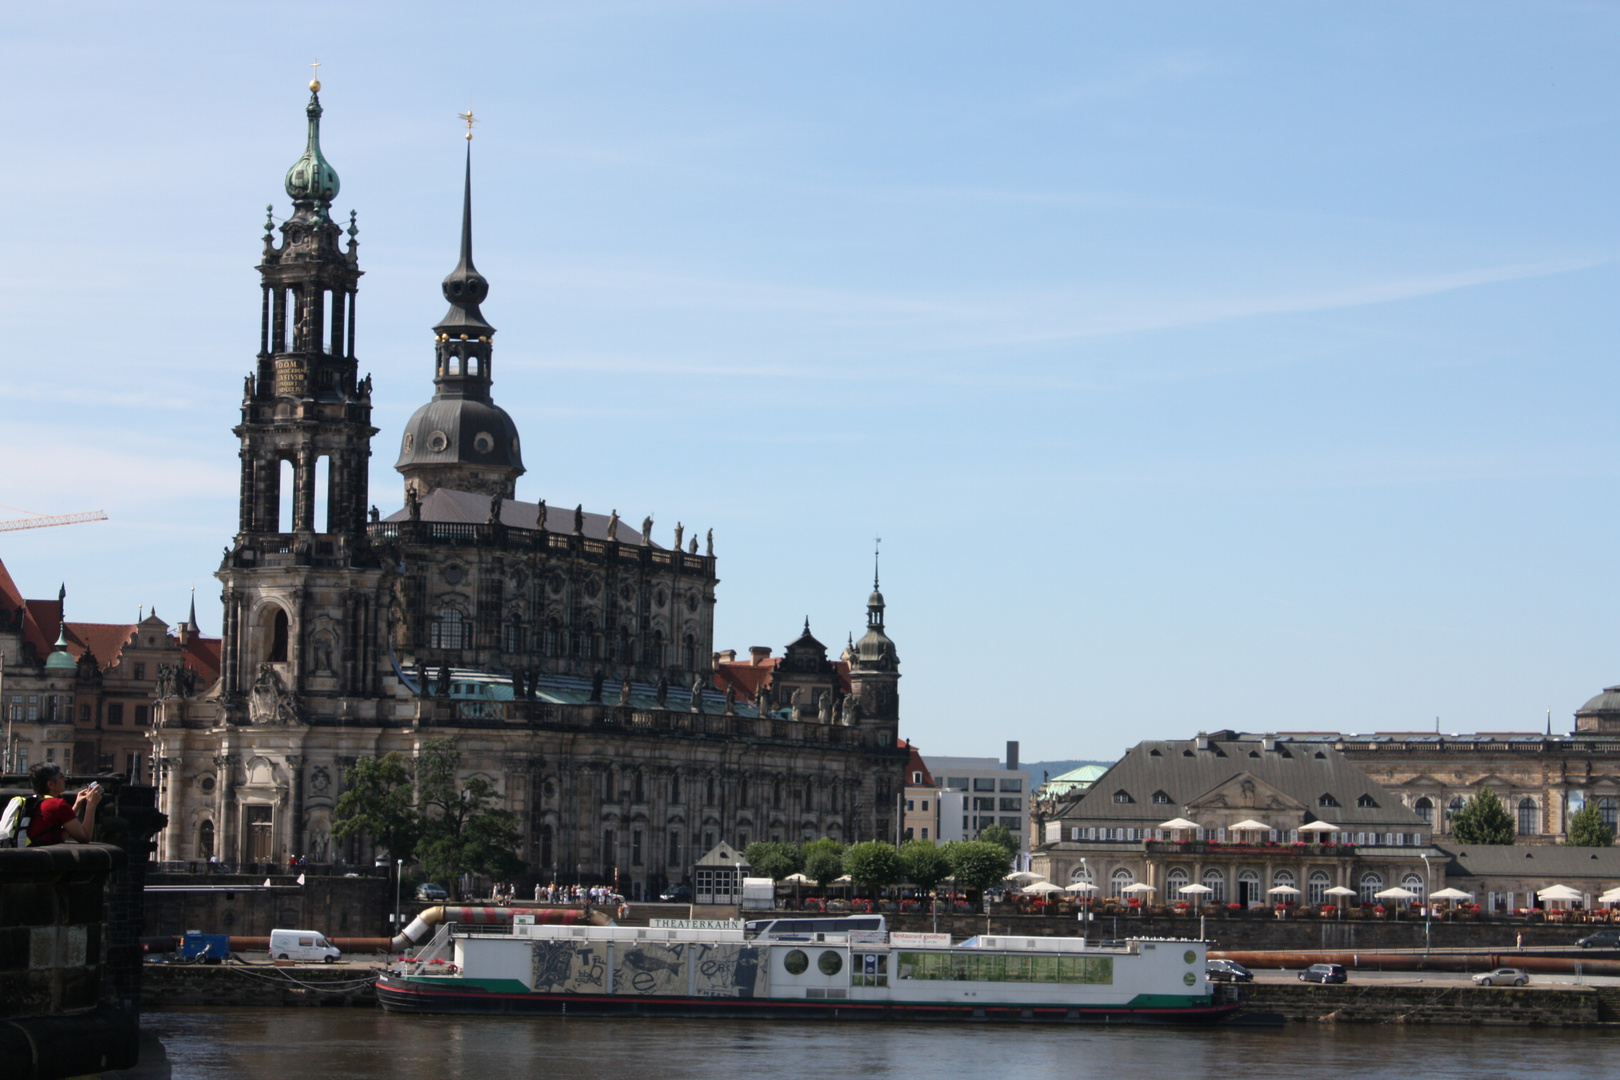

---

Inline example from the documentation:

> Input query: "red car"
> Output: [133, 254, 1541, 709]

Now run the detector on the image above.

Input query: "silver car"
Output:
[1472, 967, 1528, 987]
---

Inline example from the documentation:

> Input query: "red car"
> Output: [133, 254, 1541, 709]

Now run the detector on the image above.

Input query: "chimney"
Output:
[1006, 740, 1019, 772]
[748, 646, 772, 666]
[1195, 734, 1209, 751]
[714, 649, 737, 664]
[1261, 735, 1276, 752]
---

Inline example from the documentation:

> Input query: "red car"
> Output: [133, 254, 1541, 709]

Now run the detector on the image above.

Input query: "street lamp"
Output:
[395, 858, 404, 936]
[1420, 853, 1432, 956]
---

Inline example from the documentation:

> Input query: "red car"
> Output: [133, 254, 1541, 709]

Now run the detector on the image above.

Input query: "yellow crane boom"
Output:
[0, 511, 108, 533]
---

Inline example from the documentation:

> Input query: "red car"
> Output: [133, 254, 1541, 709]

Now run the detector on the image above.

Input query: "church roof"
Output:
[383, 488, 661, 546]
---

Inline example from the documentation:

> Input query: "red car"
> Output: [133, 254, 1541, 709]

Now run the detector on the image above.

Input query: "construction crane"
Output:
[0, 509, 108, 533]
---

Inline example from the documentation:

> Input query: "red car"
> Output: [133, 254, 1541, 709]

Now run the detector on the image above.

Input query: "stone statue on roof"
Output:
[436, 663, 451, 699]
[488, 494, 503, 524]
[724, 683, 736, 715]
[817, 690, 831, 725]
[406, 488, 421, 521]
[536, 499, 547, 531]
[690, 677, 704, 714]
[619, 677, 632, 706]
[590, 670, 604, 703]
[689, 537, 698, 555]
[706, 529, 713, 556]
[673, 522, 684, 549]
[607, 510, 619, 542]
[641, 516, 652, 545]
[574, 504, 584, 535]
[655, 673, 669, 707]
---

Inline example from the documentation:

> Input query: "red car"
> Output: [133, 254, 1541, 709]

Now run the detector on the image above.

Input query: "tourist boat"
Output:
[375, 914, 1241, 1023]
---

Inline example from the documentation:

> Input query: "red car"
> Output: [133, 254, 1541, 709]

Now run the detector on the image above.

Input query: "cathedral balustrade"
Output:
[365, 521, 716, 574]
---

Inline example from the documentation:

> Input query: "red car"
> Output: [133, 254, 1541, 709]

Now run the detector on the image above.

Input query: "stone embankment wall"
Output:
[1242, 982, 1609, 1026]
[142, 962, 378, 1007]
[144, 872, 389, 938]
[891, 911, 1588, 951]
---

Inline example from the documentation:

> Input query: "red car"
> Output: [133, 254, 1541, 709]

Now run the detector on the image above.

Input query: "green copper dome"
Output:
[45, 624, 76, 672]
[285, 87, 340, 204]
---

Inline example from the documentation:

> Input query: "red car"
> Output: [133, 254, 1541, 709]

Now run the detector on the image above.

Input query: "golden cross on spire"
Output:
[459, 109, 477, 140]
[309, 58, 322, 92]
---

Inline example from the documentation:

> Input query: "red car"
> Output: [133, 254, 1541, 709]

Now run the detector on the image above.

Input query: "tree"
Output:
[944, 839, 1014, 903]
[743, 840, 801, 880]
[331, 752, 419, 863]
[843, 841, 902, 897]
[978, 823, 1020, 861]
[899, 839, 951, 894]
[1449, 786, 1516, 845]
[1567, 802, 1615, 848]
[801, 838, 846, 888]
[414, 739, 528, 897]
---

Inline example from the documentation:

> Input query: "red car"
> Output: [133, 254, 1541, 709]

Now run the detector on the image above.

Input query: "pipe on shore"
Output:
[1213, 949, 1620, 976]
[390, 904, 611, 951]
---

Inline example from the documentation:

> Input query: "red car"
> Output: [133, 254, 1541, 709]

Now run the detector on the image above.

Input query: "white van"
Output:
[269, 928, 341, 963]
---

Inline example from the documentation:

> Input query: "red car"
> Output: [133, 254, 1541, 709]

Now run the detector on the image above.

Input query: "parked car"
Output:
[1205, 959, 1254, 983]
[1578, 930, 1620, 949]
[659, 885, 694, 902]
[415, 883, 449, 901]
[1298, 964, 1348, 984]
[1472, 967, 1528, 987]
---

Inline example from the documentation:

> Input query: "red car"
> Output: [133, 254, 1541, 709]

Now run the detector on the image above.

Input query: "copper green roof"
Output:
[285, 88, 340, 204]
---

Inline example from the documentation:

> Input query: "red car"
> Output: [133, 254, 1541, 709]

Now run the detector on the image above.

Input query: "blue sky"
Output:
[3, 3, 1618, 760]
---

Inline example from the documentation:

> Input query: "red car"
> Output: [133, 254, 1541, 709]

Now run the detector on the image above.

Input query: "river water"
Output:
[110, 1009, 1619, 1079]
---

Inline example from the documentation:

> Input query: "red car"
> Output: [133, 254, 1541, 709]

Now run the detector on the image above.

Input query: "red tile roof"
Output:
[182, 636, 222, 685]
[903, 742, 935, 786]
[713, 656, 851, 700]
[64, 623, 138, 671]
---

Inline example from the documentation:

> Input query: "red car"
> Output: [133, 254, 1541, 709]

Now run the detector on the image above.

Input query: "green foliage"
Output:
[1566, 802, 1615, 848]
[899, 839, 951, 892]
[1449, 786, 1516, 845]
[978, 823, 1020, 860]
[743, 841, 801, 880]
[843, 841, 902, 893]
[330, 738, 527, 899]
[331, 753, 418, 861]
[801, 838, 846, 887]
[944, 839, 1014, 894]
[415, 739, 527, 895]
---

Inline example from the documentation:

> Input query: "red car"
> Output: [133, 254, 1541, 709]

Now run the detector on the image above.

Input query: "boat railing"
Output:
[402, 923, 456, 970]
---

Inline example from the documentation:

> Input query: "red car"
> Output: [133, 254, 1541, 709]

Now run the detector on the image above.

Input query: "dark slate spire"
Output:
[435, 144, 495, 340]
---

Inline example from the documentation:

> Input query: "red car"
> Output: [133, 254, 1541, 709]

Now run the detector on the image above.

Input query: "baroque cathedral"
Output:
[151, 82, 906, 897]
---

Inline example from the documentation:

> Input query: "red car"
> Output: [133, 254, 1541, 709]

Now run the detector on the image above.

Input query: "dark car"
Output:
[1578, 930, 1620, 949]
[659, 885, 694, 902]
[415, 883, 449, 901]
[1472, 967, 1528, 987]
[1205, 959, 1254, 983]
[1298, 964, 1348, 984]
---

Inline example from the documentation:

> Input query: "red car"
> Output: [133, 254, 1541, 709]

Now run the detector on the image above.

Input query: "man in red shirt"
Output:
[26, 763, 101, 845]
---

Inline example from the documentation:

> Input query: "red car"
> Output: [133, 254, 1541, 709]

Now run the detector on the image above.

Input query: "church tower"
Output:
[395, 137, 525, 500]
[217, 77, 387, 717]
[847, 555, 900, 724]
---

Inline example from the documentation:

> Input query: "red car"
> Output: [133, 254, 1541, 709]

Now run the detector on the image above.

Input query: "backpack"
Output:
[0, 795, 40, 847]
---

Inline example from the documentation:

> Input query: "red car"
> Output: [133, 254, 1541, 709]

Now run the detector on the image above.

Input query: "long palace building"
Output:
[151, 82, 905, 898]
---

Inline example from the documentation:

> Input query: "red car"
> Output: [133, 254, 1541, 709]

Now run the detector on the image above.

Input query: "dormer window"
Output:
[1318, 793, 1340, 808]
[1113, 790, 1134, 804]
[1356, 794, 1378, 809]
[1151, 791, 1173, 805]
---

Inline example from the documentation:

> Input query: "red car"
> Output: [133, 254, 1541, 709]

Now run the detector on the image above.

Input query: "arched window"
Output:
[772, 780, 782, 809]
[430, 607, 469, 650]
[1601, 797, 1618, 833]
[737, 777, 748, 806]
[634, 770, 645, 804]
[1401, 872, 1425, 901]
[1070, 865, 1094, 885]
[503, 613, 524, 654]
[683, 634, 696, 671]
[539, 823, 553, 868]
[543, 619, 560, 657]
[1518, 798, 1539, 836]
[649, 630, 665, 668]
[670, 773, 682, 803]
[1238, 868, 1261, 907]
[1202, 868, 1226, 903]
[1166, 867, 1189, 901]
[1272, 869, 1296, 895]
[1413, 796, 1433, 824]
[706, 775, 716, 805]
[1110, 867, 1135, 899]
[198, 819, 215, 861]
[1308, 870, 1331, 906]
[267, 608, 289, 663]
[1447, 796, 1466, 816]
[603, 770, 615, 803]
[618, 627, 632, 663]
[804, 781, 814, 809]
[1359, 871, 1384, 905]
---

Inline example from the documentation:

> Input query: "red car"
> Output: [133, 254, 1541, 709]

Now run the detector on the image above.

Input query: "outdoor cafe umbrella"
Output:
[1177, 883, 1213, 901]
[783, 872, 811, 905]
[1374, 886, 1420, 907]
[1157, 817, 1201, 840]
[1598, 887, 1620, 905]
[1121, 883, 1156, 893]
[1228, 819, 1271, 841]
[1005, 871, 1045, 885]
[1064, 881, 1099, 894]
[1537, 884, 1584, 907]
[1430, 887, 1475, 920]
[1021, 880, 1065, 894]
[1298, 821, 1340, 834]
[1266, 885, 1301, 897]
[1324, 885, 1358, 918]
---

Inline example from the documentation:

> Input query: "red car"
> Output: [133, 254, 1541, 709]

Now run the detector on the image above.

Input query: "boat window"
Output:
[894, 951, 1112, 985]
[818, 951, 843, 976]
[852, 953, 888, 987]
[783, 950, 809, 975]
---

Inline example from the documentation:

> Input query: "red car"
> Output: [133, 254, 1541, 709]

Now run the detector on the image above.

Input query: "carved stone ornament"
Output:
[310, 765, 331, 795]
[249, 664, 300, 725]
